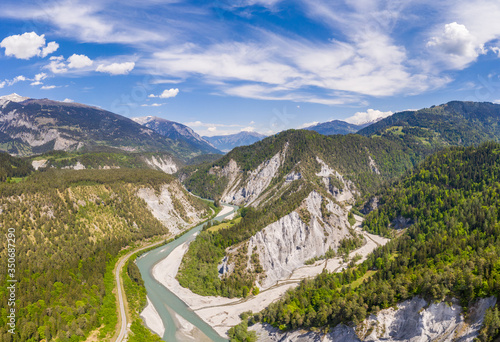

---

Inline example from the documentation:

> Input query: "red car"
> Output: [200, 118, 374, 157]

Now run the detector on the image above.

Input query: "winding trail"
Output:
[114, 239, 169, 342]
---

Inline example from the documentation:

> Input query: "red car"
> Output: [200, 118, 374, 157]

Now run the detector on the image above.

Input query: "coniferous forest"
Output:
[237, 143, 500, 341]
[0, 168, 207, 341]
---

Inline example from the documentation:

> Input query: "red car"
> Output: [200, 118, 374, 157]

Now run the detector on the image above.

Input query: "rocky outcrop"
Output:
[136, 183, 206, 234]
[144, 155, 178, 174]
[361, 196, 379, 215]
[62, 161, 86, 170]
[368, 155, 380, 174]
[221, 145, 288, 206]
[285, 171, 302, 183]
[391, 216, 413, 229]
[240, 191, 353, 289]
[250, 296, 497, 342]
[32, 159, 48, 170]
[210, 159, 241, 186]
[315, 157, 358, 203]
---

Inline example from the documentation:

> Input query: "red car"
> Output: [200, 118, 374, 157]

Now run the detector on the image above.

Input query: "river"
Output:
[136, 204, 238, 342]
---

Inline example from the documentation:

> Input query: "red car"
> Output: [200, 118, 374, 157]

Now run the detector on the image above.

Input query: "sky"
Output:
[1, 0, 500, 136]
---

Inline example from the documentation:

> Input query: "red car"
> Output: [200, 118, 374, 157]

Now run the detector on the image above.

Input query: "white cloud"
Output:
[41, 41, 60, 58]
[150, 79, 183, 85]
[149, 88, 179, 99]
[13, 75, 26, 82]
[146, 25, 448, 104]
[184, 120, 241, 128]
[427, 22, 484, 69]
[47, 56, 68, 73]
[184, 120, 250, 136]
[0, 32, 58, 59]
[41, 85, 57, 90]
[45, 54, 94, 74]
[0, 2, 165, 45]
[0, 81, 5, 89]
[241, 126, 256, 132]
[96, 62, 135, 75]
[31, 72, 48, 86]
[298, 121, 319, 129]
[345, 109, 393, 125]
[63, 98, 74, 103]
[34, 73, 47, 81]
[141, 103, 164, 107]
[6, 75, 28, 86]
[67, 54, 93, 68]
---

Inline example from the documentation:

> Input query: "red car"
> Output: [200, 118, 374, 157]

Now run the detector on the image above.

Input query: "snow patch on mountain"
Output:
[0, 93, 29, 107]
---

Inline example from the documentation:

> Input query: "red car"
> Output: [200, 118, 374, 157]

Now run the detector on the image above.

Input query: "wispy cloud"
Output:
[2, 0, 500, 107]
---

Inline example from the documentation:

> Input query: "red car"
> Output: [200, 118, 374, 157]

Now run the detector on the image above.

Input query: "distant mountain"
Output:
[133, 116, 221, 155]
[305, 120, 367, 135]
[358, 101, 500, 147]
[0, 94, 209, 159]
[203, 131, 266, 152]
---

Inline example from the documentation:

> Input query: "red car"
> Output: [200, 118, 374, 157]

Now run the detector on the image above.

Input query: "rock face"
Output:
[315, 157, 358, 203]
[144, 155, 178, 174]
[220, 145, 288, 206]
[368, 155, 380, 174]
[361, 196, 379, 215]
[225, 191, 353, 289]
[136, 182, 206, 234]
[133, 115, 221, 155]
[62, 161, 86, 170]
[32, 159, 48, 170]
[250, 296, 497, 342]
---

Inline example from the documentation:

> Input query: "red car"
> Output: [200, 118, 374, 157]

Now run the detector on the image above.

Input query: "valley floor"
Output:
[147, 209, 389, 338]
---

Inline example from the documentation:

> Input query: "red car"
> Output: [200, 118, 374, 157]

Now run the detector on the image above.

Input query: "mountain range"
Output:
[132, 115, 221, 155]
[4, 97, 500, 341]
[305, 119, 369, 135]
[177, 100, 500, 339]
[0, 94, 220, 160]
[203, 131, 267, 152]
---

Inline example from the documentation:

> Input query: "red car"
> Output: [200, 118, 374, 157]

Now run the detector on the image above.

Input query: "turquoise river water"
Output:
[136, 204, 238, 342]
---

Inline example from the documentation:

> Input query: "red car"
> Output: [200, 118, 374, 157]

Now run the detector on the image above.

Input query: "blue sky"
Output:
[1, 0, 500, 136]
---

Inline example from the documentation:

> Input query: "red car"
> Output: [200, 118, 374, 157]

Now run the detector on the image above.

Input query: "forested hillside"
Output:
[359, 101, 500, 147]
[176, 129, 422, 298]
[180, 129, 418, 199]
[0, 169, 209, 341]
[0, 152, 33, 181]
[241, 143, 500, 341]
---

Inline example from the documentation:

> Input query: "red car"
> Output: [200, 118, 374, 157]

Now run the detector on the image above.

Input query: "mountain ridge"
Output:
[132, 115, 222, 155]
[203, 131, 267, 152]
[0, 94, 217, 160]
